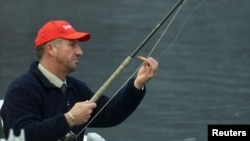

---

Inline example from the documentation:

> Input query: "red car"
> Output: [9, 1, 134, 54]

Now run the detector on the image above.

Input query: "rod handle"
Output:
[89, 56, 132, 103]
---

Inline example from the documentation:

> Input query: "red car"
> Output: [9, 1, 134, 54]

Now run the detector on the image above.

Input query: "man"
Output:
[0, 20, 158, 141]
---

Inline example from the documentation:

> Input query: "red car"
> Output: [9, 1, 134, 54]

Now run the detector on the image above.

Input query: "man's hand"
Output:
[65, 101, 97, 127]
[134, 57, 158, 90]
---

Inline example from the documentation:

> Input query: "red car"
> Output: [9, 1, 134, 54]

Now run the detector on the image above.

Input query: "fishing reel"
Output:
[59, 131, 77, 141]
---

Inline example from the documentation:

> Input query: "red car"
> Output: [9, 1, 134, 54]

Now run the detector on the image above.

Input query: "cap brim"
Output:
[63, 32, 91, 41]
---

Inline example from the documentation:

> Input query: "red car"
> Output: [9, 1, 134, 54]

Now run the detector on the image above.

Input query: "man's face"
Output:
[54, 39, 83, 73]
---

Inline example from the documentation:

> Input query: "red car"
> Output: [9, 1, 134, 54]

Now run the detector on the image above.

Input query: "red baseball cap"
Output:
[34, 20, 91, 47]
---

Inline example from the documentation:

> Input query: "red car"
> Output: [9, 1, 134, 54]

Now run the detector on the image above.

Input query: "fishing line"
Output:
[76, 0, 186, 138]
[75, 0, 206, 138]
[146, 0, 184, 58]
[155, 0, 206, 61]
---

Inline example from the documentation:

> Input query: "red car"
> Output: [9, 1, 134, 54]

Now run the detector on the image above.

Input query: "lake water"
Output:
[0, 0, 249, 141]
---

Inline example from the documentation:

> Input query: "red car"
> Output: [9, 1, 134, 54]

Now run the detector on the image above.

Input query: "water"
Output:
[0, 0, 250, 141]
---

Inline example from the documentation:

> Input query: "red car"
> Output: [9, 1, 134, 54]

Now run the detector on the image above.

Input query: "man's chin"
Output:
[68, 65, 77, 73]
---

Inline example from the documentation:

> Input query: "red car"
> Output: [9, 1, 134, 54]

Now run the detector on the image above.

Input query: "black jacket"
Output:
[1, 61, 146, 141]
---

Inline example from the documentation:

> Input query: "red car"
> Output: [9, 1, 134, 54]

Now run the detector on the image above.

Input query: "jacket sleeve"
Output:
[89, 78, 146, 127]
[1, 85, 70, 141]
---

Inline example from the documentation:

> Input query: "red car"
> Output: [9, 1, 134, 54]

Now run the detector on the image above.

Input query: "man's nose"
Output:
[76, 45, 83, 56]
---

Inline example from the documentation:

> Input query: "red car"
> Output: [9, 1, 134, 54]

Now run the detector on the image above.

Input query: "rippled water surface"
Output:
[1, 0, 249, 141]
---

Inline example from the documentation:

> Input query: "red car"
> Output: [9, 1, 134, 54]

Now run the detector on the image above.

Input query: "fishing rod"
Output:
[89, 0, 186, 103]
[61, 0, 187, 140]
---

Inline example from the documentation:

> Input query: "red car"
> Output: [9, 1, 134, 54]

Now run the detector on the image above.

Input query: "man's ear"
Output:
[45, 43, 57, 56]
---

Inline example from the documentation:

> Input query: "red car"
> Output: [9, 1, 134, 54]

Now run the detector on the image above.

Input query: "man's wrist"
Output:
[134, 80, 144, 90]
[64, 112, 74, 127]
